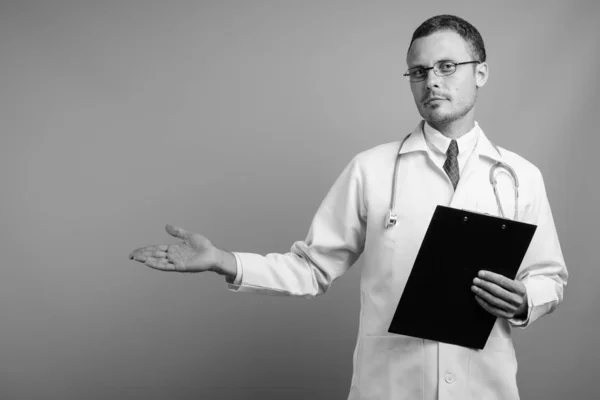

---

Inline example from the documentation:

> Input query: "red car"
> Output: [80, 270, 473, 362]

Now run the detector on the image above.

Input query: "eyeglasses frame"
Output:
[403, 60, 481, 82]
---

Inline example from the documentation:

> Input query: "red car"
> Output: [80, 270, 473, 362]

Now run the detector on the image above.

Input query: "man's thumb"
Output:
[166, 224, 190, 240]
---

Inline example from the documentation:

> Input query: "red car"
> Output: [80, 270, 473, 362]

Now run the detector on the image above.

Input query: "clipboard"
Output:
[387, 205, 537, 350]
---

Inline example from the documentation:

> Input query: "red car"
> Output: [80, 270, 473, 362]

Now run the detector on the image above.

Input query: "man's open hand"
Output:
[128, 224, 219, 272]
[471, 270, 528, 320]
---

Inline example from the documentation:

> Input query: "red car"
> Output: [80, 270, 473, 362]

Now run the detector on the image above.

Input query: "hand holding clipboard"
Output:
[388, 205, 537, 350]
[471, 269, 528, 321]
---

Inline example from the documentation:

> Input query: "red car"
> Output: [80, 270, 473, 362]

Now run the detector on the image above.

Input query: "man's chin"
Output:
[421, 109, 450, 124]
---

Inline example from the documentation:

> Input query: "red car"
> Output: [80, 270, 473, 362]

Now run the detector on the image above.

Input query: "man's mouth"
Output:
[424, 97, 446, 105]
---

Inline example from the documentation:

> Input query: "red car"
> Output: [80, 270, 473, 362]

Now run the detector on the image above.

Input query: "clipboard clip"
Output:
[461, 209, 507, 229]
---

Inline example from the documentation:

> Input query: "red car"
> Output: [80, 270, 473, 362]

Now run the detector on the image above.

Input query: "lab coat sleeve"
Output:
[509, 167, 568, 328]
[226, 155, 367, 298]
[224, 253, 243, 286]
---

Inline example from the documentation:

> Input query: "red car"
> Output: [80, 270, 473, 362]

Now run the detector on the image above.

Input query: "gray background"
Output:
[1, 1, 598, 399]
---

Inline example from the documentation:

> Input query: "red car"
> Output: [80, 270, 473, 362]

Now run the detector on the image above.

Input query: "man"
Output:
[129, 15, 567, 400]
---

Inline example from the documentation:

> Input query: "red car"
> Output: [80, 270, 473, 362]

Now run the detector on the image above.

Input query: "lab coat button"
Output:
[445, 373, 456, 384]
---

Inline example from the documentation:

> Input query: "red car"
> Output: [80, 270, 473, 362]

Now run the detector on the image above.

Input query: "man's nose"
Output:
[424, 68, 442, 90]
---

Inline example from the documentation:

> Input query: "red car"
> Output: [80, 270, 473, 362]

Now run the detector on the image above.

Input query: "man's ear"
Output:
[476, 62, 489, 88]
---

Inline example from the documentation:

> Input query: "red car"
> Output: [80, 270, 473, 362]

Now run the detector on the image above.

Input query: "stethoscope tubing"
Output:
[386, 124, 519, 228]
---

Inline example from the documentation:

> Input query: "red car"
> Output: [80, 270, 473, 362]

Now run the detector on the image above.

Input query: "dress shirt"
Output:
[231, 253, 243, 285]
[422, 121, 480, 175]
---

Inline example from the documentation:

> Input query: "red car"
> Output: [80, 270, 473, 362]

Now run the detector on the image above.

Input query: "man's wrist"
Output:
[216, 249, 237, 279]
[513, 293, 529, 320]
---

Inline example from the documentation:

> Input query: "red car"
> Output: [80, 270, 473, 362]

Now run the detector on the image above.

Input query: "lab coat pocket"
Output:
[468, 336, 518, 400]
[358, 335, 424, 400]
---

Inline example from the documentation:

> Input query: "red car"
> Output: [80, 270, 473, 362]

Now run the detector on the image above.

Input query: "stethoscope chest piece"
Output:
[385, 210, 398, 228]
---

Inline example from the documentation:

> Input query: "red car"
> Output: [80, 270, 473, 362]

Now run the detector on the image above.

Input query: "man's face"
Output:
[406, 30, 488, 126]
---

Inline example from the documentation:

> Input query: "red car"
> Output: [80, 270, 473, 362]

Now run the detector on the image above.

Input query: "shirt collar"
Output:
[399, 120, 504, 163]
[422, 121, 479, 157]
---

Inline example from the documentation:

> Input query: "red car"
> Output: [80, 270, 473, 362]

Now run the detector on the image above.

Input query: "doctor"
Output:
[129, 14, 567, 400]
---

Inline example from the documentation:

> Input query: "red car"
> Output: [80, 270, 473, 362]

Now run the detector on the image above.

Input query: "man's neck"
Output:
[427, 116, 476, 139]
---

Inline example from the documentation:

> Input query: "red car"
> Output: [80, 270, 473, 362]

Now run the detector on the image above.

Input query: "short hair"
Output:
[407, 15, 486, 62]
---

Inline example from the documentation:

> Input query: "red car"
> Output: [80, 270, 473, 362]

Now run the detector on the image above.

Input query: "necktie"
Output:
[443, 139, 459, 190]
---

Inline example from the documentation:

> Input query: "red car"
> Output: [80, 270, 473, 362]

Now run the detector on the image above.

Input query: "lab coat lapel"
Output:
[398, 123, 429, 155]
[401, 122, 457, 192]
[450, 130, 508, 215]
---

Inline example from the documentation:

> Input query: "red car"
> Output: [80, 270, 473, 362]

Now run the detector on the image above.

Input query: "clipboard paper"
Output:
[387, 205, 537, 350]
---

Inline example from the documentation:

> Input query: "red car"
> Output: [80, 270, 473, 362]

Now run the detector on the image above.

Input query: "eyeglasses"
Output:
[404, 60, 480, 82]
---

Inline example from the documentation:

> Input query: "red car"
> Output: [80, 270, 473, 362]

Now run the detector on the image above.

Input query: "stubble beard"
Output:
[419, 92, 478, 127]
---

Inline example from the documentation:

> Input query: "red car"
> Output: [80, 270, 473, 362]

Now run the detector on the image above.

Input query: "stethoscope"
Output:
[385, 126, 520, 229]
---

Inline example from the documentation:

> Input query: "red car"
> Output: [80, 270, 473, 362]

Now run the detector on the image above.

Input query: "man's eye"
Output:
[411, 69, 426, 78]
[438, 62, 455, 72]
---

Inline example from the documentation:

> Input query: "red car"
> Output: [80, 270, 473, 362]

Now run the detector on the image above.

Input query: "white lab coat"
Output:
[228, 122, 567, 400]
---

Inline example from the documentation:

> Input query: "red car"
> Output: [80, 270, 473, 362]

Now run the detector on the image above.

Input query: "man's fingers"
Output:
[473, 277, 522, 307]
[474, 295, 511, 319]
[472, 285, 517, 313]
[144, 257, 176, 271]
[130, 253, 176, 271]
[140, 250, 167, 258]
[166, 252, 187, 271]
[166, 224, 191, 240]
[477, 271, 526, 296]
[130, 250, 167, 262]
[166, 251, 180, 263]
[129, 245, 168, 259]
